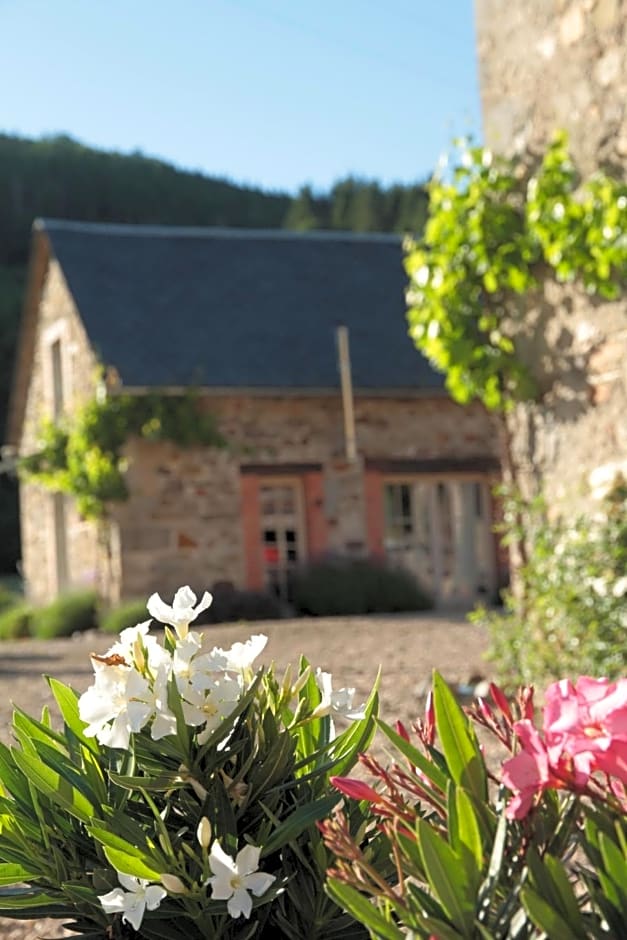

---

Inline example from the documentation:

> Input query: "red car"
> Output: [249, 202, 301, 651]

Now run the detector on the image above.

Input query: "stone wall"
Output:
[19, 261, 104, 603]
[114, 394, 501, 601]
[475, 0, 627, 508]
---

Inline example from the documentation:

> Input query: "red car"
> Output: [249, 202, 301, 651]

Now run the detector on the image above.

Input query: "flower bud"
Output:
[197, 816, 212, 850]
[331, 776, 380, 803]
[132, 635, 146, 673]
[160, 873, 187, 894]
[489, 682, 512, 723]
[292, 664, 312, 696]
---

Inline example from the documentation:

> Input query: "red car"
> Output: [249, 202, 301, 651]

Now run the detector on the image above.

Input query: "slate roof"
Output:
[38, 220, 443, 392]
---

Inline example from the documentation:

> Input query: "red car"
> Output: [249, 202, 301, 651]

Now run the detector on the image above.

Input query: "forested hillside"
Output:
[0, 133, 428, 572]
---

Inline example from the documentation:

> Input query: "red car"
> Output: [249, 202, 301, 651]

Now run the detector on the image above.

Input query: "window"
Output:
[383, 483, 413, 540]
[259, 482, 305, 600]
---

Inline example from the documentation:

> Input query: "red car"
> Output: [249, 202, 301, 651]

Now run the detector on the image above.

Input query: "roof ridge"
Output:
[35, 218, 402, 244]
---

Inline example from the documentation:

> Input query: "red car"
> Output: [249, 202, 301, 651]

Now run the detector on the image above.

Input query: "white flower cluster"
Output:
[78, 586, 267, 749]
[99, 817, 276, 929]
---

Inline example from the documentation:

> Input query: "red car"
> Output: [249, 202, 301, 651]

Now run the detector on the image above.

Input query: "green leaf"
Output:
[449, 783, 483, 877]
[262, 793, 339, 855]
[432, 671, 486, 804]
[326, 880, 405, 940]
[416, 818, 474, 935]
[0, 888, 65, 912]
[0, 862, 40, 885]
[10, 749, 96, 824]
[102, 846, 163, 882]
[520, 887, 579, 940]
[47, 677, 97, 754]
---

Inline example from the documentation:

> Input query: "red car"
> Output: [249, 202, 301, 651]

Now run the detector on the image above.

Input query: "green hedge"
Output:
[99, 598, 150, 634]
[29, 590, 98, 639]
[0, 602, 33, 639]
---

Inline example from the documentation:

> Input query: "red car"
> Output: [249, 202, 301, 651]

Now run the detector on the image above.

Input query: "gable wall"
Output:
[19, 260, 103, 603]
[475, 0, 627, 508]
[113, 394, 501, 602]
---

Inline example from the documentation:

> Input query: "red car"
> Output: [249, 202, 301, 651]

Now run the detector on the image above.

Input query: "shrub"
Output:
[290, 556, 432, 617]
[0, 601, 33, 639]
[198, 581, 284, 624]
[30, 589, 98, 639]
[0, 583, 378, 938]
[99, 598, 151, 634]
[322, 671, 627, 938]
[472, 480, 627, 688]
[0, 582, 21, 613]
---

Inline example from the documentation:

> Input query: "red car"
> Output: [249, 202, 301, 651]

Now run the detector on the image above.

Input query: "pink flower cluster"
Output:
[502, 676, 627, 819]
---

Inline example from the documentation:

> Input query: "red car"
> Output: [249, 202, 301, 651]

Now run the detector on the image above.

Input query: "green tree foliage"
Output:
[405, 133, 627, 412]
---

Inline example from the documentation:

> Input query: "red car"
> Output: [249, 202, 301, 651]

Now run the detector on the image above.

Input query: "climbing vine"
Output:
[404, 131, 627, 412]
[19, 391, 226, 519]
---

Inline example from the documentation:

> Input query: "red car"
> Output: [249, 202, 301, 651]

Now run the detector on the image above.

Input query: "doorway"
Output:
[382, 479, 495, 606]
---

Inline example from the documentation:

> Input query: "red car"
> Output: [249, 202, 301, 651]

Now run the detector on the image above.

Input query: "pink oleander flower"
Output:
[501, 719, 577, 819]
[543, 677, 627, 783]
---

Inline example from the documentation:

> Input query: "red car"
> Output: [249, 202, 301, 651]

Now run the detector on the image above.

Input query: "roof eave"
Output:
[114, 384, 449, 399]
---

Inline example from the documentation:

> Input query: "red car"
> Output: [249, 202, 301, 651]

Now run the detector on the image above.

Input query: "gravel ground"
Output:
[0, 612, 491, 939]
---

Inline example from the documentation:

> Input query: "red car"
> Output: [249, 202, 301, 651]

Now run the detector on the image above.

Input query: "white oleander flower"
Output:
[147, 585, 212, 639]
[214, 634, 268, 674]
[173, 633, 226, 693]
[79, 658, 176, 747]
[79, 662, 153, 748]
[206, 841, 275, 919]
[313, 668, 366, 721]
[108, 620, 172, 673]
[98, 872, 166, 931]
[180, 674, 242, 744]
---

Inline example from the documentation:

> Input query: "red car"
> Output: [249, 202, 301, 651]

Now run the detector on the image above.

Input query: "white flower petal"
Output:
[118, 873, 142, 893]
[236, 844, 261, 876]
[122, 896, 146, 932]
[209, 841, 237, 879]
[244, 871, 276, 897]
[228, 886, 252, 919]
[144, 885, 167, 911]
[147, 592, 177, 625]
[98, 887, 126, 915]
[173, 586, 198, 610]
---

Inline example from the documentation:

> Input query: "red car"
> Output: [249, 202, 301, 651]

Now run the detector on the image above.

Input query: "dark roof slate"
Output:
[39, 220, 443, 392]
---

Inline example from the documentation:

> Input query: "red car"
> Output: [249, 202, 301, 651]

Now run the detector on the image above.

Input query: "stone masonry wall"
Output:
[114, 395, 500, 601]
[19, 261, 104, 603]
[475, 0, 627, 509]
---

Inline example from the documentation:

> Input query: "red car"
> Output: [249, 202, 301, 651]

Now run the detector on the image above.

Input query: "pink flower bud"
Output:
[489, 682, 512, 723]
[331, 776, 380, 803]
[394, 720, 410, 742]
[424, 690, 435, 746]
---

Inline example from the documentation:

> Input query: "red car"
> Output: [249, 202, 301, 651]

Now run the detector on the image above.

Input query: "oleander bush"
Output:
[0, 585, 378, 939]
[291, 556, 432, 617]
[322, 671, 627, 939]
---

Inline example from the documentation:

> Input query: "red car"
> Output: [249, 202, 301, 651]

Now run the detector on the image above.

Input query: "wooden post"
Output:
[336, 325, 357, 463]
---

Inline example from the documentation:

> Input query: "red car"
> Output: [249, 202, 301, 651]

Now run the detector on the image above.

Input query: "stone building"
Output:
[8, 220, 503, 607]
[475, 0, 627, 508]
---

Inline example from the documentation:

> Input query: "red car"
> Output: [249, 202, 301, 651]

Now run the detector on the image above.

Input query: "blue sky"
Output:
[2, 0, 482, 194]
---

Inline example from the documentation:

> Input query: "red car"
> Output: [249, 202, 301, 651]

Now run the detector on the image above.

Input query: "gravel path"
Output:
[0, 612, 490, 939]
